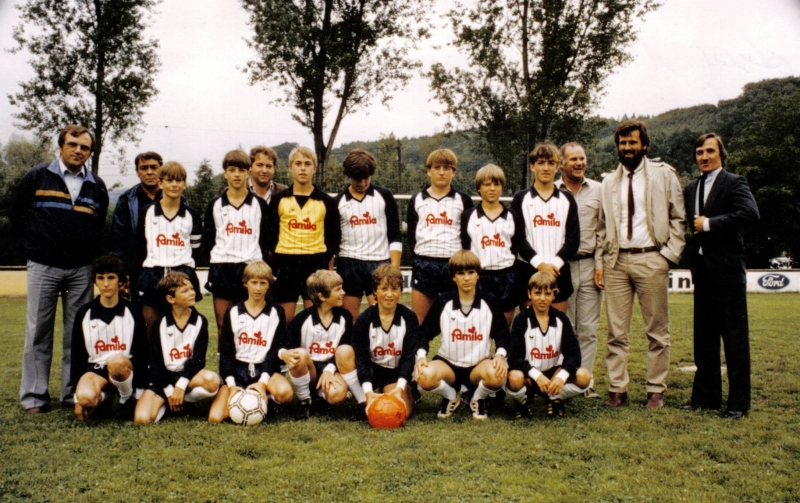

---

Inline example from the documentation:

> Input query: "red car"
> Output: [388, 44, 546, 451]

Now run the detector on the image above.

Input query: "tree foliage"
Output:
[428, 0, 659, 190]
[241, 0, 432, 190]
[7, 0, 161, 174]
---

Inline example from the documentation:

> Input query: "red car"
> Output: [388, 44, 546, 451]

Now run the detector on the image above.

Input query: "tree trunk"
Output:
[92, 0, 105, 175]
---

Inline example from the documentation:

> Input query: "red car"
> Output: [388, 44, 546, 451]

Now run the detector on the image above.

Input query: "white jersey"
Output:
[510, 187, 580, 268]
[408, 187, 473, 258]
[205, 191, 269, 264]
[461, 205, 533, 270]
[288, 307, 352, 363]
[141, 200, 202, 268]
[227, 304, 283, 364]
[80, 304, 137, 366]
[420, 292, 509, 368]
[334, 184, 402, 261]
[158, 311, 204, 373]
[521, 314, 566, 372]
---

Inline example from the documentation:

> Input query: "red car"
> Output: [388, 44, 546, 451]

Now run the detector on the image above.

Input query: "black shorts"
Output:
[83, 364, 111, 382]
[206, 263, 248, 301]
[517, 261, 574, 303]
[272, 253, 329, 303]
[370, 363, 400, 391]
[411, 256, 454, 298]
[313, 360, 338, 378]
[137, 266, 203, 307]
[227, 362, 267, 389]
[337, 257, 388, 298]
[433, 355, 477, 391]
[145, 372, 186, 401]
[525, 367, 558, 398]
[479, 267, 521, 312]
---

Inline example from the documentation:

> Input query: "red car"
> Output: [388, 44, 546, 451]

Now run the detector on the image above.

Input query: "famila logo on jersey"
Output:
[288, 217, 317, 230]
[238, 331, 267, 347]
[532, 213, 561, 228]
[156, 232, 185, 247]
[425, 211, 453, 226]
[94, 335, 127, 354]
[480, 233, 506, 249]
[170, 344, 193, 361]
[373, 341, 401, 357]
[310, 340, 336, 355]
[349, 211, 378, 228]
[531, 344, 559, 360]
[451, 326, 483, 342]
[226, 220, 253, 235]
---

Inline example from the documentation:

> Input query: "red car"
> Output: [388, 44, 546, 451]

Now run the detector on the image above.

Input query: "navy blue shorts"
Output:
[206, 263, 248, 301]
[137, 266, 203, 307]
[337, 257, 388, 298]
[433, 355, 477, 391]
[517, 261, 574, 303]
[227, 361, 267, 389]
[82, 364, 111, 382]
[479, 267, 521, 312]
[411, 256, 454, 298]
[145, 371, 188, 401]
[272, 254, 329, 303]
[369, 363, 400, 391]
[312, 360, 339, 378]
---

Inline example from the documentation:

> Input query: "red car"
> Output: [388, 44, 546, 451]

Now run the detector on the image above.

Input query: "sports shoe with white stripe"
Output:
[437, 394, 462, 419]
[470, 398, 488, 421]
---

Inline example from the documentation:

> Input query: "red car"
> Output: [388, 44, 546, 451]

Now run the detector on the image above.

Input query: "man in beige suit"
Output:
[599, 120, 685, 409]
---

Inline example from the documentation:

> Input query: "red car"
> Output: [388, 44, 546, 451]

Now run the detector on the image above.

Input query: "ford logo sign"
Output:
[759, 274, 790, 290]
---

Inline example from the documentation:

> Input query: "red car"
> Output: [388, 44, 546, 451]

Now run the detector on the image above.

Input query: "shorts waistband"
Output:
[619, 246, 659, 254]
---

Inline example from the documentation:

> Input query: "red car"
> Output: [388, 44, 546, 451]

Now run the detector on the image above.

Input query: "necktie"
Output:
[627, 169, 635, 240]
[698, 173, 708, 216]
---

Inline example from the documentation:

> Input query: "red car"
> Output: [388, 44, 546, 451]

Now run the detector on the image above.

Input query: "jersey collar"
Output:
[369, 305, 404, 328]
[342, 184, 375, 201]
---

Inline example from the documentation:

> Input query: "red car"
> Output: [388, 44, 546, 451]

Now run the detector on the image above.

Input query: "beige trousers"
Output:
[604, 251, 670, 394]
[566, 257, 604, 381]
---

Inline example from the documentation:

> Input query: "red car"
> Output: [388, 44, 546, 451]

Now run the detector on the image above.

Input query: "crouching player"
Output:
[352, 265, 418, 420]
[135, 272, 220, 424]
[416, 250, 509, 420]
[506, 272, 591, 418]
[283, 270, 355, 420]
[70, 255, 147, 420]
[209, 261, 293, 423]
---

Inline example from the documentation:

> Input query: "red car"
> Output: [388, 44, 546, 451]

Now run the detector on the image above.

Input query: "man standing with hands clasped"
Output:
[682, 133, 758, 419]
[599, 120, 685, 410]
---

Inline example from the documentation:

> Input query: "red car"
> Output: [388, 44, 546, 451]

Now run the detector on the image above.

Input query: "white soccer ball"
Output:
[228, 389, 268, 426]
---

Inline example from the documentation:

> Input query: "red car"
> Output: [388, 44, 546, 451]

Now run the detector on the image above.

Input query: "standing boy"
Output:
[415, 250, 509, 420]
[69, 255, 147, 420]
[334, 149, 402, 321]
[267, 147, 340, 326]
[408, 149, 473, 324]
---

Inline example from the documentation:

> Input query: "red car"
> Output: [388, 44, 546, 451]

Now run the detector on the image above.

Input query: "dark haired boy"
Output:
[69, 255, 147, 420]
[134, 272, 220, 424]
[416, 250, 509, 420]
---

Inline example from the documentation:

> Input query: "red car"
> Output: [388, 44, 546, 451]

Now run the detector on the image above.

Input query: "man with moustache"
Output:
[599, 120, 685, 409]
[111, 151, 163, 301]
[11, 125, 109, 413]
[556, 142, 605, 399]
[249, 146, 287, 204]
[682, 133, 758, 419]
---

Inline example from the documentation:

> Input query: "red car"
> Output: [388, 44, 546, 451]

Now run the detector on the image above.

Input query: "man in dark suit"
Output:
[683, 133, 759, 419]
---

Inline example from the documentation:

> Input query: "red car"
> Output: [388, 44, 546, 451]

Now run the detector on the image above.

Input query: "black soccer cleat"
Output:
[437, 394, 462, 419]
[295, 399, 313, 421]
[116, 398, 137, 421]
[470, 398, 488, 421]
[547, 398, 565, 419]
[513, 397, 533, 419]
[349, 405, 368, 422]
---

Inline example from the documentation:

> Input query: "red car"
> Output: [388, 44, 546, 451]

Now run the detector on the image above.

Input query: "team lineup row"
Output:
[13, 120, 758, 421]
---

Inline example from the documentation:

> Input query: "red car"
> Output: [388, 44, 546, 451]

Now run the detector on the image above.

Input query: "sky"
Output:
[1, 0, 799, 188]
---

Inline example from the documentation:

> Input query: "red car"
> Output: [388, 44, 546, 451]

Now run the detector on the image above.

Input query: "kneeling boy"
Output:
[135, 272, 220, 424]
[416, 250, 509, 420]
[506, 272, 591, 418]
[70, 255, 147, 420]
[209, 261, 293, 423]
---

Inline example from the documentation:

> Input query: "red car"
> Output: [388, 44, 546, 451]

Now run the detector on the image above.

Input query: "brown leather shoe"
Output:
[646, 392, 664, 409]
[605, 391, 628, 408]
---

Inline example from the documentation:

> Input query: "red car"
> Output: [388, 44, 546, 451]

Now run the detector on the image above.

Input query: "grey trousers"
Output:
[566, 257, 604, 383]
[20, 261, 93, 409]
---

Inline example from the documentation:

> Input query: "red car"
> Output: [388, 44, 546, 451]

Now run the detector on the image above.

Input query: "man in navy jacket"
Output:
[683, 133, 759, 419]
[10, 125, 109, 414]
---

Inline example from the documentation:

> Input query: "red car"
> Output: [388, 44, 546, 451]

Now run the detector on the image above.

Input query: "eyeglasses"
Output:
[138, 164, 160, 172]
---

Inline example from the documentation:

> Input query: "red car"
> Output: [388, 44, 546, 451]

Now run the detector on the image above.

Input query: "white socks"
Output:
[341, 370, 366, 404]
[472, 381, 493, 401]
[111, 374, 134, 403]
[506, 385, 527, 402]
[291, 372, 312, 401]
[431, 380, 457, 401]
[185, 386, 218, 403]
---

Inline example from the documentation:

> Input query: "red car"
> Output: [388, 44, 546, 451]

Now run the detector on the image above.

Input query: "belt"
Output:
[572, 253, 594, 261]
[619, 246, 659, 254]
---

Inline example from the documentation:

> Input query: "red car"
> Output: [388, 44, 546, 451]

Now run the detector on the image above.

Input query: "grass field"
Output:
[1, 294, 799, 502]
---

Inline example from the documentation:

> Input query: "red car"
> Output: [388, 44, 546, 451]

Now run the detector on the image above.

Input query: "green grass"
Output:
[1, 294, 799, 502]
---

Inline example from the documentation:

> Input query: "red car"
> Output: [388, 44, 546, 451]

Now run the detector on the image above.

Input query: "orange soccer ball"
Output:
[367, 394, 407, 429]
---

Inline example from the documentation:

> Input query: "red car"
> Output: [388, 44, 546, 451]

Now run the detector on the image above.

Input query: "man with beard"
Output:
[111, 152, 162, 301]
[599, 120, 685, 410]
[248, 146, 287, 205]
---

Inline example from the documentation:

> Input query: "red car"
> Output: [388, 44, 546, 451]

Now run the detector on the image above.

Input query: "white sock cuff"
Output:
[473, 381, 494, 401]
[110, 373, 134, 401]
[291, 372, 312, 401]
[432, 380, 457, 401]
[185, 386, 218, 403]
[506, 386, 527, 402]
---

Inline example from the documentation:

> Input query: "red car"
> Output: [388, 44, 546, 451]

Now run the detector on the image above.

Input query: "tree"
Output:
[7, 0, 161, 174]
[728, 90, 800, 267]
[428, 0, 659, 190]
[241, 0, 432, 190]
[184, 159, 225, 217]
